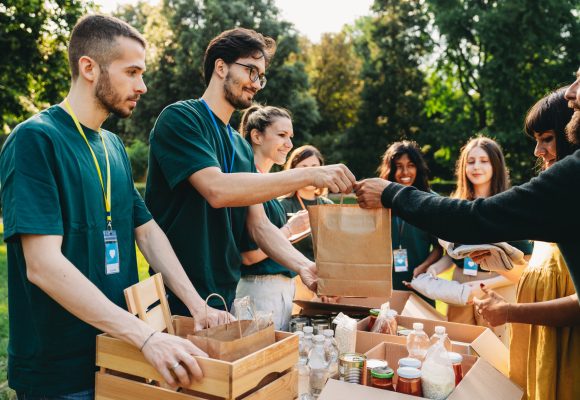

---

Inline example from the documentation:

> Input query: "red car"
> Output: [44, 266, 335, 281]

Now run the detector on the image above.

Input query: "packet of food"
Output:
[332, 312, 357, 354]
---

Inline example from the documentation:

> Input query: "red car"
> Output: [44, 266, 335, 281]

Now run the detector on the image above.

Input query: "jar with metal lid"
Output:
[367, 309, 380, 331]
[398, 357, 422, 369]
[448, 352, 464, 386]
[365, 359, 388, 385]
[370, 366, 395, 391]
[396, 367, 423, 396]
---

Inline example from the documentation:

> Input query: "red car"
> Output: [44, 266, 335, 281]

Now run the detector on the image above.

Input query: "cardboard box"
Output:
[355, 315, 509, 376]
[294, 290, 445, 321]
[319, 341, 522, 400]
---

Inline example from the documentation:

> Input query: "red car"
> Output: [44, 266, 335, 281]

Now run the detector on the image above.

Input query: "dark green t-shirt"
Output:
[0, 106, 152, 395]
[241, 199, 296, 278]
[146, 99, 256, 311]
[451, 240, 534, 271]
[391, 216, 438, 291]
[279, 195, 334, 262]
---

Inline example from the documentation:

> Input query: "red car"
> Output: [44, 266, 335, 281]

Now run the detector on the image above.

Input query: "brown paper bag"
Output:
[187, 294, 276, 362]
[309, 203, 392, 297]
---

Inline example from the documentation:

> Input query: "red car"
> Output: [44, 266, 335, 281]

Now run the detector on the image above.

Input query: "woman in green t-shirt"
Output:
[278, 145, 334, 306]
[235, 105, 311, 330]
[377, 141, 443, 306]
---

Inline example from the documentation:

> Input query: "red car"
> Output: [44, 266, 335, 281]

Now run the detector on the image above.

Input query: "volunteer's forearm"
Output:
[481, 275, 512, 290]
[417, 246, 443, 269]
[190, 168, 314, 208]
[250, 219, 310, 274]
[135, 220, 205, 313]
[509, 294, 580, 327]
[22, 235, 153, 348]
[428, 255, 454, 275]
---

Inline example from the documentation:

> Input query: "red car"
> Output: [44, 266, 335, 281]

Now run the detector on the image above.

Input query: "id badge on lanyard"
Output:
[463, 257, 478, 276]
[104, 229, 120, 275]
[394, 248, 409, 272]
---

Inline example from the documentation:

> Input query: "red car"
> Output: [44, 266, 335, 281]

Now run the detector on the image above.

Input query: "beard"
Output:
[95, 68, 134, 118]
[223, 72, 254, 109]
[566, 108, 580, 145]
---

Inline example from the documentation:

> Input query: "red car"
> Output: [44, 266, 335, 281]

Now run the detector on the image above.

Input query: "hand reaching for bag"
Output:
[285, 210, 310, 236]
[193, 306, 236, 331]
[300, 262, 318, 292]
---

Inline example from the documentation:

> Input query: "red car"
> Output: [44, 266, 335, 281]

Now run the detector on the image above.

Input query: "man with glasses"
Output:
[146, 28, 356, 314]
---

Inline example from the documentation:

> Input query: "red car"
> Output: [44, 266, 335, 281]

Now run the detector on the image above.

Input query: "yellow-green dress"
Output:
[509, 242, 580, 400]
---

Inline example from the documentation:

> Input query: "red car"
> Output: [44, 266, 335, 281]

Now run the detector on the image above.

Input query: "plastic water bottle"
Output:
[406, 322, 430, 361]
[294, 331, 313, 399]
[322, 329, 339, 378]
[303, 326, 314, 358]
[308, 335, 329, 399]
[430, 325, 453, 351]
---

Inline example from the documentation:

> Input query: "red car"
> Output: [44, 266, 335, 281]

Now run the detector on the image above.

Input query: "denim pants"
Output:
[17, 388, 94, 400]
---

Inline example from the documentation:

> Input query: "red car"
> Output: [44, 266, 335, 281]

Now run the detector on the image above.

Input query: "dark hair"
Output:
[284, 145, 327, 197]
[239, 104, 291, 144]
[284, 145, 325, 171]
[452, 136, 510, 200]
[203, 28, 276, 86]
[524, 86, 576, 164]
[377, 141, 430, 192]
[69, 14, 146, 80]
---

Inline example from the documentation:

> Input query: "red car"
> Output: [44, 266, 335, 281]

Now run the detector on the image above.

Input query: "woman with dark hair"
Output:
[377, 141, 442, 304]
[235, 105, 312, 330]
[424, 137, 532, 341]
[480, 88, 580, 400]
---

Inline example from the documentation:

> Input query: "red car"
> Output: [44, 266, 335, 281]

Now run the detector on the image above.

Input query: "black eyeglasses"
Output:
[233, 62, 267, 88]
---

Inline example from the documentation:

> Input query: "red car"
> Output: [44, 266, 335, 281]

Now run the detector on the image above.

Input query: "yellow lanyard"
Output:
[64, 99, 112, 229]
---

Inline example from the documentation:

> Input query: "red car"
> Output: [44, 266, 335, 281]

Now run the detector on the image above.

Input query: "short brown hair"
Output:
[203, 28, 276, 86]
[68, 14, 146, 79]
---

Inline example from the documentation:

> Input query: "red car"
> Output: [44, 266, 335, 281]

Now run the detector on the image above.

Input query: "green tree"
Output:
[0, 0, 88, 135]
[303, 29, 363, 162]
[427, 0, 580, 182]
[109, 0, 319, 143]
[342, 0, 433, 178]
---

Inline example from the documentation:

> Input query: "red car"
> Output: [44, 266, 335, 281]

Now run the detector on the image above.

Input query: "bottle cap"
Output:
[448, 352, 463, 363]
[303, 326, 314, 334]
[397, 367, 422, 379]
[435, 326, 446, 334]
[371, 366, 394, 379]
[412, 322, 424, 331]
[398, 357, 422, 369]
[323, 329, 334, 337]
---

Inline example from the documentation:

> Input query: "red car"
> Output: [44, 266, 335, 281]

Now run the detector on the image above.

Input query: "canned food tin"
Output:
[339, 353, 367, 384]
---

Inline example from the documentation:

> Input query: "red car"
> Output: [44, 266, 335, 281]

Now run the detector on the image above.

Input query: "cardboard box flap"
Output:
[470, 327, 510, 376]
[448, 357, 522, 400]
[320, 379, 410, 399]
[399, 293, 445, 321]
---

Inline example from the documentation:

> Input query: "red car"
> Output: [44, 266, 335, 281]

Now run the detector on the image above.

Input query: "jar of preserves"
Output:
[370, 366, 394, 391]
[449, 352, 464, 386]
[396, 367, 422, 396]
[365, 359, 388, 385]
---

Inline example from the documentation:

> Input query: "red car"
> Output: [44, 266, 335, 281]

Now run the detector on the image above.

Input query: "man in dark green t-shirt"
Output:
[146, 28, 356, 313]
[0, 15, 227, 398]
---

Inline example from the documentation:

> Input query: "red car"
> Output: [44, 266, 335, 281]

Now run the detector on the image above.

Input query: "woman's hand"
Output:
[473, 285, 510, 327]
[468, 250, 491, 264]
[285, 210, 310, 236]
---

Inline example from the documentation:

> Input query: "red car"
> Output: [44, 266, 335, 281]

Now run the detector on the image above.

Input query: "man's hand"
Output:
[192, 306, 235, 331]
[473, 285, 509, 327]
[354, 178, 391, 209]
[300, 262, 318, 292]
[141, 331, 207, 388]
[312, 164, 356, 194]
[468, 250, 491, 264]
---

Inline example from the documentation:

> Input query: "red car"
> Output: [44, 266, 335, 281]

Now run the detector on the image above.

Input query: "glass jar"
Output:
[370, 366, 394, 391]
[396, 367, 422, 396]
[449, 352, 464, 386]
[365, 359, 388, 385]
[368, 309, 380, 331]
[398, 357, 422, 369]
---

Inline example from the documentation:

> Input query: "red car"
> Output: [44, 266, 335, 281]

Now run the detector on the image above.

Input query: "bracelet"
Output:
[140, 331, 157, 352]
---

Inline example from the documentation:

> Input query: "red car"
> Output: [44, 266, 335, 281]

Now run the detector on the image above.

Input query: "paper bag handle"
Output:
[203, 293, 246, 339]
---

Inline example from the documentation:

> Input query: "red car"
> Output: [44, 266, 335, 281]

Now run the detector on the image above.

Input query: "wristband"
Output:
[140, 331, 157, 352]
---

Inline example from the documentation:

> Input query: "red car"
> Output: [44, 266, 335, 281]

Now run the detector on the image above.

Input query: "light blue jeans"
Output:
[17, 389, 94, 400]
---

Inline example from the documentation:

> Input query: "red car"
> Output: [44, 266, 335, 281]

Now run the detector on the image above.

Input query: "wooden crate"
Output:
[95, 327, 298, 400]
